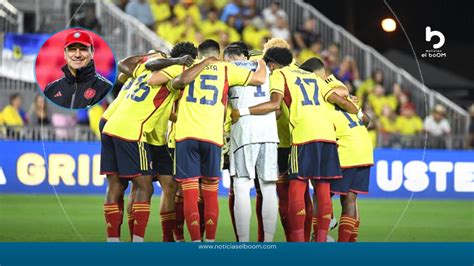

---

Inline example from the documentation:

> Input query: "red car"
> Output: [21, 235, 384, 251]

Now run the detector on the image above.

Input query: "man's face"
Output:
[64, 43, 93, 70]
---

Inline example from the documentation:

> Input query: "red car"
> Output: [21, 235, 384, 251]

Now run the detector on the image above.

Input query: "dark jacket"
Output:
[44, 60, 112, 109]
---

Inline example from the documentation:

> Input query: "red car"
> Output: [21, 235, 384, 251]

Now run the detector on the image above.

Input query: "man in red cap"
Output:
[43, 29, 112, 109]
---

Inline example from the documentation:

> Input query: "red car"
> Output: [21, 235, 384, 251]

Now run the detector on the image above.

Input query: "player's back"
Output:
[274, 67, 336, 144]
[332, 99, 374, 167]
[175, 60, 252, 146]
[103, 68, 176, 142]
[229, 60, 278, 149]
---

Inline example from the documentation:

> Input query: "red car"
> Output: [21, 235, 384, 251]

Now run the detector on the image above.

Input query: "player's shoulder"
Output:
[230, 60, 257, 69]
[44, 77, 64, 93]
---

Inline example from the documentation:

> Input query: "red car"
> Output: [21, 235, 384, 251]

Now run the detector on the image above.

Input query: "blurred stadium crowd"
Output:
[1, 0, 473, 149]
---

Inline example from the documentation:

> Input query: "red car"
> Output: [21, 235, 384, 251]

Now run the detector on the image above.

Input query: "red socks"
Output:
[201, 179, 219, 241]
[182, 180, 201, 241]
[198, 196, 205, 238]
[288, 179, 307, 242]
[338, 215, 357, 242]
[174, 195, 185, 241]
[276, 180, 291, 241]
[350, 220, 360, 242]
[132, 202, 151, 239]
[104, 203, 121, 238]
[304, 188, 313, 242]
[315, 182, 332, 242]
[160, 211, 176, 242]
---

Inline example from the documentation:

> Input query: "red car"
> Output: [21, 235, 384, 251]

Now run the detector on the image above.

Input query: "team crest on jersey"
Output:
[84, 88, 96, 99]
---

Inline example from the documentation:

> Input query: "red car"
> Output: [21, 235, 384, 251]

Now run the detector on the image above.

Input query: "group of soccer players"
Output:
[99, 37, 373, 243]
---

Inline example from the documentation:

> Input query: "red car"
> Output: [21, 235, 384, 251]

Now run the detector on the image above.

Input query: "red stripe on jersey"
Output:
[280, 71, 292, 107]
[103, 131, 139, 142]
[137, 85, 170, 141]
[153, 86, 171, 108]
[221, 65, 229, 106]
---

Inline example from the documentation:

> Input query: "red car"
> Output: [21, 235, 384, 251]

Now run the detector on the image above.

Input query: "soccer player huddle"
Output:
[99, 37, 374, 243]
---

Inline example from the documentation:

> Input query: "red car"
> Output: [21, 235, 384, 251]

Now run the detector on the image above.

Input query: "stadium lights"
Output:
[381, 18, 397, 32]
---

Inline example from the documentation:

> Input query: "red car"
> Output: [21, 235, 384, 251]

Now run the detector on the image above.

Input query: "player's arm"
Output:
[118, 53, 153, 76]
[247, 59, 267, 85]
[145, 55, 194, 71]
[230, 92, 283, 123]
[117, 72, 129, 84]
[171, 56, 219, 89]
[327, 92, 359, 114]
[169, 111, 177, 122]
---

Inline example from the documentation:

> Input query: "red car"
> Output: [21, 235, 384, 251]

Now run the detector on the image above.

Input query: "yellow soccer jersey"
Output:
[270, 67, 336, 145]
[103, 67, 179, 142]
[102, 62, 150, 121]
[277, 103, 291, 148]
[175, 61, 253, 146]
[332, 102, 374, 167]
[323, 74, 373, 167]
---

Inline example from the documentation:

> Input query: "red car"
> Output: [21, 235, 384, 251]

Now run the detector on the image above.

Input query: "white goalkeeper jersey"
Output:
[229, 60, 279, 152]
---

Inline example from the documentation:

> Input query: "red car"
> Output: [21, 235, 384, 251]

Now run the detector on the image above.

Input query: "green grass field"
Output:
[0, 194, 472, 242]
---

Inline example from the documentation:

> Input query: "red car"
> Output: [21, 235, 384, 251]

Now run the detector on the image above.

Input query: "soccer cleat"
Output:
[326, 235, 335, 242]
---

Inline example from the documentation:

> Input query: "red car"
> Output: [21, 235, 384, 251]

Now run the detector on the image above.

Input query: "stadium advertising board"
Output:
[0, 141, 472, 199]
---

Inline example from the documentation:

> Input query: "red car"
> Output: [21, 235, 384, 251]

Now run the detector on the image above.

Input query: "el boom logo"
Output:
[421, 26, 446, 58]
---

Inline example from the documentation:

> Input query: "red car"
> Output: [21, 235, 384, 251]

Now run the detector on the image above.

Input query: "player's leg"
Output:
[175, 140, 202, 242]
[256, 143, 278, 242]
[127, 183, 137, 241]
[254, 179, 264, 242]
[276, 147, 291, 241]
[101, 133, 127, 242]
[155, 145, 178, 242]
[233, 144, 259, 242]
[115, 140, 155, 242]
[200, 141, 222, 242]
[304, 185, 313, 242]
[338, 192, 358, 242]
[350, 198, 360, 242]
[233, 177, 253, 242]
[104, 175, 128, 242]
[228, 175, 239, 241]
[346, 167, 370, 242]
[313, 142, 342, 242]
[130, 173, 154, 242]
[174, 185, 185, 242]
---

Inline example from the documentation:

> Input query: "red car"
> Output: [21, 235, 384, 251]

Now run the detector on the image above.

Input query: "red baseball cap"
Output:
[64, 30, 94, 48]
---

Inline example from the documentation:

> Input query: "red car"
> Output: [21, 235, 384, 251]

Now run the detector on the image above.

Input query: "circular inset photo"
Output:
[35, 28, 116, 109]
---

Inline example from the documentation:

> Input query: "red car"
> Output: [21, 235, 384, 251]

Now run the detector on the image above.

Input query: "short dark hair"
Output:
[10, 93, 21, 104]
[228, 41, 249, 58]
[263, 47, 293, 66]
[299, 57, 325, 72]
[198, 39, 220, 56]
[170, 41, 198, 59]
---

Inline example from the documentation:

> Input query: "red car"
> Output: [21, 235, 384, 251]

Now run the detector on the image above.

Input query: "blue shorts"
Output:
[151, 145, 174, 176]
[100, 134, 155, 178]
[289, 142, 342, 180]
[174, 139, 222, 181]
[278, 147, 291, 175]
[330, 166, 371, 195]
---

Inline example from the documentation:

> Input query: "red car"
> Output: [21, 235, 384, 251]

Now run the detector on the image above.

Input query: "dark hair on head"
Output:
[226, 41, 249, 58]
[10, 93, 21, 104]
[198, 39, 220, 55]
[263, 47, 293, 66]
[170, 41, 197, 59]
[299, 57, 325, 72]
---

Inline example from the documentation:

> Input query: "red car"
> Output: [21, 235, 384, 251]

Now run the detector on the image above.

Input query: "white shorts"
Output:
[230, 143, 278, 181]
